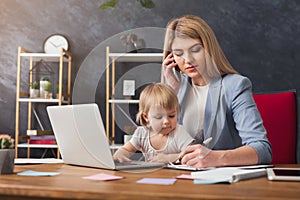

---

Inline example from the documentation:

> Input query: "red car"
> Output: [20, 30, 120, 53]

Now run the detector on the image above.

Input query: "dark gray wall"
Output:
[1, 0, 299, 161]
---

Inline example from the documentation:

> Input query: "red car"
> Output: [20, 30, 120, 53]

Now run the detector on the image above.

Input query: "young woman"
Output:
[162, 15, 272, 168]
[113, 83, 194, 164]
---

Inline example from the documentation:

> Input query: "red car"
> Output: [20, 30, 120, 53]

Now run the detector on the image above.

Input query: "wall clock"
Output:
[43, 34, 69, 54]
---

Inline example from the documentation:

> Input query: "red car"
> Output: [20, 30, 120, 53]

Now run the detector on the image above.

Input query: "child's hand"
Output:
[113, 148, 132, 163]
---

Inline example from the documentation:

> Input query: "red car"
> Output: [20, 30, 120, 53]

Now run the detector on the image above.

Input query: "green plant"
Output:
[30, 81, 39, 89]
[99, 0, 156, 31]
[99, 0, 155, 10]
[44, 82, 52, 92]
[0, 134, 14, 149]
[40, 76, 50, 81]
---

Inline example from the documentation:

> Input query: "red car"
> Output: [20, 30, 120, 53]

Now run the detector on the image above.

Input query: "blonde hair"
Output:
[136, 83, 179, 126]
[163, 15, 239, 76]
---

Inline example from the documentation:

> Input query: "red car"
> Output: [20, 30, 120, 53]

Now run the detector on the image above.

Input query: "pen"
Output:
[175, 137, 213, 163]
[202, 137, 213, 146]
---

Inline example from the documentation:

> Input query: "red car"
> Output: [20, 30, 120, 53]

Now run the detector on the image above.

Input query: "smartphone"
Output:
[172, 58, 179, 72]
[168, 52, 180, 72]
[167, 52, 180, 81]
[267, 168, 300, 181]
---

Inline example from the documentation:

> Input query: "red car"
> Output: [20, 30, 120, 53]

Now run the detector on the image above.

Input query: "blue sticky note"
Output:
[137, 178, 177, 185]
[17, 170, 60, 176]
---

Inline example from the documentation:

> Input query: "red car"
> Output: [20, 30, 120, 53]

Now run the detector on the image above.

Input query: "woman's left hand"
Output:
[162, 53, 180, 93]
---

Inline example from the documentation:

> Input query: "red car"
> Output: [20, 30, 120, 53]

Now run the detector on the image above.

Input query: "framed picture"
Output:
[123, 80, 135, 96]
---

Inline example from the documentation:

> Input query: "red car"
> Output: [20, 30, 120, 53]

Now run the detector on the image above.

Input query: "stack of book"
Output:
[29, 135, 56, 144]
[27, 130, 56, 144]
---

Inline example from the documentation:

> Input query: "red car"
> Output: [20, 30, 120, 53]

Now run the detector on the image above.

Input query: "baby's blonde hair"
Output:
[136, 83, 179, 126]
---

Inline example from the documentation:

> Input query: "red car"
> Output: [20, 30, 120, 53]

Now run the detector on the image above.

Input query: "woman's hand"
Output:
[180, 145, 260, 168]
[180, 144, 215, 168]
[162, 53, 180, 93]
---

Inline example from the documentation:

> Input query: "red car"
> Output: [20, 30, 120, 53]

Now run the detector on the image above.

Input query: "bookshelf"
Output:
[15, 46, 72, 158]
[105, 46, 163, 144]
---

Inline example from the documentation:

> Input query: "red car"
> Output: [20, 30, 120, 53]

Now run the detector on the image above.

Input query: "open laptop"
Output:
[47, 103, 164, 170]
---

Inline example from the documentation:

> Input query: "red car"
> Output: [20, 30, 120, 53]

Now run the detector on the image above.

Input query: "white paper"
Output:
[15, 158, 64, 164]
[167, 163, 215, 171]
[168, 164, 272, 172]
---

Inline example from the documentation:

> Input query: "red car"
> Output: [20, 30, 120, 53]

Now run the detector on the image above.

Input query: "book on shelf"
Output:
[27, 129, 54, 136]
[29, 135, 56, 145]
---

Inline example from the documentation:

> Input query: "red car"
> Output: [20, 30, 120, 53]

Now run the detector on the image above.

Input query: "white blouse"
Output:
[182, 83, 209, 143]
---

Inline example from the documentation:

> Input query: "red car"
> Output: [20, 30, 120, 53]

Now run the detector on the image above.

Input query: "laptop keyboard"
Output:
[114, 161, 140, 166]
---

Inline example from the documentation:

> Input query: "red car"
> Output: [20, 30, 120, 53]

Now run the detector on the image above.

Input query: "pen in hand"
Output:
[175, 137, 213, 163]
[202, 137, 213, 146]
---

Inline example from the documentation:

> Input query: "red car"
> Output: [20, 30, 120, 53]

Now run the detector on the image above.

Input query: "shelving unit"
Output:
[105, 46, 163, 144]
[15, 46, 72, 158]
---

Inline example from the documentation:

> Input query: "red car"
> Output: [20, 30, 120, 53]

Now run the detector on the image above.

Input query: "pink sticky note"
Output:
[176, 174, 194, 180]
[83, 173, 123, 181]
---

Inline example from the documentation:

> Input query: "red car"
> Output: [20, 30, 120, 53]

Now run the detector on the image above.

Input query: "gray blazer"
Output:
[177, 73, 272, 164]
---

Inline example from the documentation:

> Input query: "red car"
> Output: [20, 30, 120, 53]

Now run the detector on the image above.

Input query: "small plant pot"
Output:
[44, 91, 52, 99]
[30, 89, 39, 98]
[0, 149, 15, 174]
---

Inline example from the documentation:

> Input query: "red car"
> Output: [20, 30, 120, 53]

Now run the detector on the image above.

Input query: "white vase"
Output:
[40, 80, 49, 99]
[0, 149, 15, 174]
[124, 135, 132, 144]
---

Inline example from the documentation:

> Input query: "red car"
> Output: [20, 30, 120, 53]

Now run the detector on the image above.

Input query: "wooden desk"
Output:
[0, 164, 299, 200]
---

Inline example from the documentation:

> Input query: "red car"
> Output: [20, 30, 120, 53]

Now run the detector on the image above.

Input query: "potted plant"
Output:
[99, 0, 155, 10]
[98, 0, 155, 52]
[0, 134, 15, 174]
[123, 125, 137, 144]
[29, 81, 39, 98]
[44, 81, 52, 99]
[40, 76, 50, 98]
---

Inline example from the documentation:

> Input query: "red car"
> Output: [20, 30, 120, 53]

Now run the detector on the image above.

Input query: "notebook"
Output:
[47, 103, 165, 170]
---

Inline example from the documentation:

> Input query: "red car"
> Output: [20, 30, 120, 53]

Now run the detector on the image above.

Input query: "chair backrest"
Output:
[253, 90, 297, 164]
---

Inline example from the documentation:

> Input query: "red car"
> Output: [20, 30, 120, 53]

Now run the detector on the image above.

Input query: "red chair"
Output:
[253, 90, 297, 164]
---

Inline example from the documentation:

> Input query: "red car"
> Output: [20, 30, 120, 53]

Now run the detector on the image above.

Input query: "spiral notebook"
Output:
[191, 167, 267, 183]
